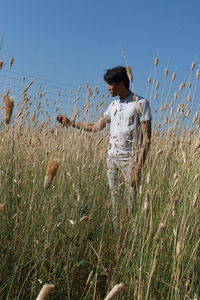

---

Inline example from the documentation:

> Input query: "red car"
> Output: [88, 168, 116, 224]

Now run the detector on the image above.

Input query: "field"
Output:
[0, 59, 200, 299]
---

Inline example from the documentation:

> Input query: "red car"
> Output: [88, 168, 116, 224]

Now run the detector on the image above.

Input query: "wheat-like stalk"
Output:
[36, 284, 55, 300]
[126, 65, 133, 82]
[104, 283, 125, 300]
[4, 96, 14, 124]
[44, 160, 60, 188]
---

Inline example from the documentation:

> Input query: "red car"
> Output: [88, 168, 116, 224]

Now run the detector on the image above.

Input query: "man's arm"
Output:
[132, 119, 151, 185]
[56, 115, 108, 132]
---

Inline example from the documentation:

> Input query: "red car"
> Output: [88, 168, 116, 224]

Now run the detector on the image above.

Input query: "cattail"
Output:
[36, 283, 55, 300]
[0, 60, 4, 70]
[196, 69, 200, 79]
[191, 62, 196, 70]
[148, 77, 152, 84]
[154, 57, 159, 66]
[10, 57, 14, 68]
[126, 65, 133, 82]
[164, 68, 169, 77]
[155, 81, 160, 90]
[44, 160, 60, 188]
[104, 283, 125, 300]
[171, 72, 176, 81]
[0, 204, 5, 212]
[4, 96, 14, 124]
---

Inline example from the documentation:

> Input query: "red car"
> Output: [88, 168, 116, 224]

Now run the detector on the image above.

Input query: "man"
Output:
[57, 66, 151, 217]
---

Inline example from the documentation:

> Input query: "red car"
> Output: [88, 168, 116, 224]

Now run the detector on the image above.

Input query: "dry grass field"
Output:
[0, 58, 199, 299]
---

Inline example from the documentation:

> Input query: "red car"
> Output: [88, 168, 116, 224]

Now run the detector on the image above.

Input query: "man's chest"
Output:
[110, 102, 139, 126]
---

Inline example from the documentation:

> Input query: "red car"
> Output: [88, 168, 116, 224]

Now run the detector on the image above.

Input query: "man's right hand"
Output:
[56, 115, 71, 126]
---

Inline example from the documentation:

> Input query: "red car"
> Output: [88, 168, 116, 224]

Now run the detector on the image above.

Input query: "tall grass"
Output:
[0, 58, 199, 299]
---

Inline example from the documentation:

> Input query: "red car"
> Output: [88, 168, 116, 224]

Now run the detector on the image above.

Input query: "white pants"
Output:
[106, 154, 137, 217]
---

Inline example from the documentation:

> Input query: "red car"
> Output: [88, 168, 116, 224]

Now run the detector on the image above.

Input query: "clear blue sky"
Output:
[0, 0, 199, 119]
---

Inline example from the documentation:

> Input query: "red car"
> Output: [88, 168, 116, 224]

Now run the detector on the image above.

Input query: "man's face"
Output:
[107, 82, 120, 97]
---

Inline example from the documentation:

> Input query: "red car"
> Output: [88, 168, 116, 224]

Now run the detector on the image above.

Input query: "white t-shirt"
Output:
[103, 93, 151, 157]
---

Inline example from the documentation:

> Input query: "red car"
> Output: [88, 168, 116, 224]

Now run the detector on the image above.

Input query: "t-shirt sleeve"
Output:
[103, 103, 112, 123]
[138, 99, 151, 122]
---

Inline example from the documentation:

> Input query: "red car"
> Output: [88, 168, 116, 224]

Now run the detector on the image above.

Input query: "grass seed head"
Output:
[148, 77, 152, 84]
[126, 65, 133, 82]
[191, 62, 196, 70]
[104, 283, 125, 300]
[0, 60, 4, 70]
[154, 57, 159, 66]
[155, 81, 160, 90]
[36, 283, 55, 300]
[176, 241, 182, 258]
[171, 72, 176, 81]
[179, 83, 185, 92]
[164, 68, 169, 77]
[10, 57, 14, 68]
[4, 96, 14, 124]
[196, 69, 200, 79]
[44, 160, 60, 188]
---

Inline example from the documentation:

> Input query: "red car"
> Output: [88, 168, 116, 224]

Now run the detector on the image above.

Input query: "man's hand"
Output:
[56, 115, 71, 127]
[131, 162, 141, 186]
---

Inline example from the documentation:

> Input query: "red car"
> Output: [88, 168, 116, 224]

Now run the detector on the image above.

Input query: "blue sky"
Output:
[0, 0, 199, 120]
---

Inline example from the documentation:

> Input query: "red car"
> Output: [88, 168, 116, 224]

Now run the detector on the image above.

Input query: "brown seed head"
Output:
[148, 77, 152, 84]
[4, 96, 14, 124]
[36, 283, 55, 300]
[173, 92, 178, 100]
[179, 83, 185, 92]
[126, 65, 133, 82]
[196, 70, 200, 79]
[10, 57, 14, 68]
[0, 60, 4, 70]
[171, 73, 176, 81]
[191, 62, 196, 70]
[164, 68, 169, 77]
[155, 81, 160, 90]
[44, 160, 60, 188]
[154, 57, 159, 66]
[104, 283, 125, 300]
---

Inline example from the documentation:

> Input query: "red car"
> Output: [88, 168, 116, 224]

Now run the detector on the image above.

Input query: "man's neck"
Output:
[119, 89, 132, 100]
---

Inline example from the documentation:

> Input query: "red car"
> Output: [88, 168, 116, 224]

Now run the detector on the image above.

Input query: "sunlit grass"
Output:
[0, 57, 199, 299]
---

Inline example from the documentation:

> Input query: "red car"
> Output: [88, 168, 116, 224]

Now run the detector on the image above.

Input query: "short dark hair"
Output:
[103, 66, 130, 89]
